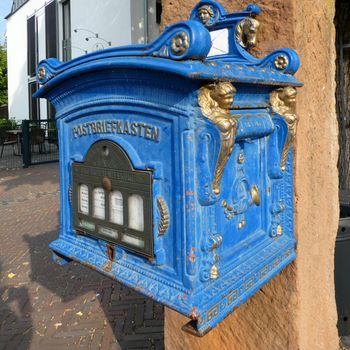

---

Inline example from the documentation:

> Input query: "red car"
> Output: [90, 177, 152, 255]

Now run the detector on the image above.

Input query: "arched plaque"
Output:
[72, 140, 153, 258]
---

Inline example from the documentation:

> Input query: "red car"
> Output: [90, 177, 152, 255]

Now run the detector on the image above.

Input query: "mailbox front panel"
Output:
[36, 0, 302, 336]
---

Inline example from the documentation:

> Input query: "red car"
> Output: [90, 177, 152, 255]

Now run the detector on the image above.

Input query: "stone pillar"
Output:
[162, 1, 339, 349]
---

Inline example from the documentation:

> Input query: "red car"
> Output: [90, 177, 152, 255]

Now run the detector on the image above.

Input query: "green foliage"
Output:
[0, 46, 7, 106]
[0, 118, 16, 130]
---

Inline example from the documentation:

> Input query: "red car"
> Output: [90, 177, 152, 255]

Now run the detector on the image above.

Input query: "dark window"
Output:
[156, 0, 162, 25]
[28, 82, 40, 121]
[47, 102, 55, 120]
[62, 0, 71, 61]
[27, 15, 36, 77]
[45, 1, 58, 58]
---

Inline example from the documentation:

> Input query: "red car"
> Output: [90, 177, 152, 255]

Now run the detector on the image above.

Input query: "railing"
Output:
[0, 119, 59, 170]
[22, 120, 59, 168]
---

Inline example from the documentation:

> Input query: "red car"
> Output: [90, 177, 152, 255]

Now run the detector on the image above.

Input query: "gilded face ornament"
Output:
[236, 18, 260, 49]
[37, 66, 46, 80]
[198, 5, 214, 25]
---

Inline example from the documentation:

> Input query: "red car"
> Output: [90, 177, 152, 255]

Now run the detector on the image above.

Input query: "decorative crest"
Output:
[35, 0, 301, 95]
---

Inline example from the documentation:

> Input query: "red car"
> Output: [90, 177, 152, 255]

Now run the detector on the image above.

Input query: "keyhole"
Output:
[102, 146, 109, 157]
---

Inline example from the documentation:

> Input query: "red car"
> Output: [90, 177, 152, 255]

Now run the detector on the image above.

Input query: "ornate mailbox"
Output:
[35, 0, 302, 336]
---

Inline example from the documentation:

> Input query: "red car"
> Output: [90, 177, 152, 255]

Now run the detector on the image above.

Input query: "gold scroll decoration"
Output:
[236, 18, 260, 49]
[198, 82, 238, 195]
[270, 86, 297, 171]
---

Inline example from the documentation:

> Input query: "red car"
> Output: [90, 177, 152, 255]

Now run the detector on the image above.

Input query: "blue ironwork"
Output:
[35, 0, 301, 336]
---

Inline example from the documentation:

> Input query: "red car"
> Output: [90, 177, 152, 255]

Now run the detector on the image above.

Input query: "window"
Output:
[131, 0, 162, 44]
[128, 194, 144, 232]
[62, 0, 71, 61]
[45, 1, 58, 58]
[47, 102, 56, 120]
[28, 82, 40, 120]
[27, 15, 37, 77]
[79, 184, 89, 215]
[110, 191, 124, 225]
[93, 187, 105, 220]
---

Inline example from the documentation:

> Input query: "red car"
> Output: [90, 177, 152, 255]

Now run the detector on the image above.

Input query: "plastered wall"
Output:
[162, 1, 339, 349]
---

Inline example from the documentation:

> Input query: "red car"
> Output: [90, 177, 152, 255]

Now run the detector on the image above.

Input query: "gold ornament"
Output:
[236, 18, 260, 49]
[274, 55, 289, 70]
[198, 82, 238, 195]
[270, 86, 297, 171]
[170, 32, 189, 56]
[37, 66, 46, 80]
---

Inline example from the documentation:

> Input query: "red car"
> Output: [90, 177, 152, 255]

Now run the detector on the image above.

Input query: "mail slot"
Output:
[35, 0, 302, 336]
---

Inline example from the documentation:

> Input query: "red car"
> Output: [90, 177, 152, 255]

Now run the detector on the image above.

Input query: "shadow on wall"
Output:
[0, 260, 34, 349]
[23, 228, 164, 349]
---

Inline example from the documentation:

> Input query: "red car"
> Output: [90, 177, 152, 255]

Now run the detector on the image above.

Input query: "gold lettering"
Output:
[206, 305, 219, 322]
[72, 120, 160, 142]
[86, 123, 91, 134]
[131, 122, 137, 136]
[111, 121, 117, 133]
[117, 121, 123, 134]
[138, 123, 145, 137]
[144, 126, 151, 139]
[227, 290, 238, 305]
[124, 121, 130, 135]
[244, 277, 255, 291]
[96, 122, 103, 133]
[73, 127, 79, 138]
[151, 127, 160, 142]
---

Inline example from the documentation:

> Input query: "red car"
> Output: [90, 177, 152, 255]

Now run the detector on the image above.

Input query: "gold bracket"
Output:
[270, 86, 298, 171]
[198, 82, 238, 195]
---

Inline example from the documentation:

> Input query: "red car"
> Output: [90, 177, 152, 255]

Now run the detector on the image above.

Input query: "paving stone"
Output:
[0, 164, 164, 349]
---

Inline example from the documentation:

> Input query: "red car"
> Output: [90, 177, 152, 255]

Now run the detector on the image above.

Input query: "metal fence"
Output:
[0, 119, 59, 170]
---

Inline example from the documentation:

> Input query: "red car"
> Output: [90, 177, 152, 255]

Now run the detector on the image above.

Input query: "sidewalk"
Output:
[0, 163, 164, 350]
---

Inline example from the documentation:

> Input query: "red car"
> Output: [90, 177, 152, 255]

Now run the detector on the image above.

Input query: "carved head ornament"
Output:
[270, 86, 297, 116]
[198, 82, 236, 119]
[198, 5, 214, 25]
[236, 18, 260, 49]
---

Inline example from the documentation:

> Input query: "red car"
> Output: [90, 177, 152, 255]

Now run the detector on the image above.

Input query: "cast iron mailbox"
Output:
[35, 0, 302, 336]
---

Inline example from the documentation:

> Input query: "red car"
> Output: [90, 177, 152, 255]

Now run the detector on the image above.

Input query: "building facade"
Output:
[6, 0, 161, 121]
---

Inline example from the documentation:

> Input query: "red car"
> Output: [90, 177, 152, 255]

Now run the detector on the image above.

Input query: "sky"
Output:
[0, 0, 12, 44]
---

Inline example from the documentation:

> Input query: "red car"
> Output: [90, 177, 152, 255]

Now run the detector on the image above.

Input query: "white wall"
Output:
[7, 0, 159, 121]
[70, 0, 131, 59]
[6, 0, 48, 120]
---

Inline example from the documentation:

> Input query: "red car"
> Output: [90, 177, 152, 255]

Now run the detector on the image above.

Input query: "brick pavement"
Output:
[0, 163, 164, 350]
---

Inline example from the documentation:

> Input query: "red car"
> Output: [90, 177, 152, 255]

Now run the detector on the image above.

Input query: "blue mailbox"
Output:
[35, 0, 302, 336]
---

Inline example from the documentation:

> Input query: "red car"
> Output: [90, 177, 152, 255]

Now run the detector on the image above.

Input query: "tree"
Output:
[0, 45, 7, 106]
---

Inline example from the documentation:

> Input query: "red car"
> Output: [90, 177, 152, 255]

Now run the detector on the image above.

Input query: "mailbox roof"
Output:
[35, 55, 301, 99]
[35, 8, 302, 98]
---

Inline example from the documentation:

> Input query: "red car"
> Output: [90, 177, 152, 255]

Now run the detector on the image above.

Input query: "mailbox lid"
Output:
[34, 6, 301, 101]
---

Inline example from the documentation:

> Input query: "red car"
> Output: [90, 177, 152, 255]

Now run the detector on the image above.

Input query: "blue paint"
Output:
[35, 1, 301, 336]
